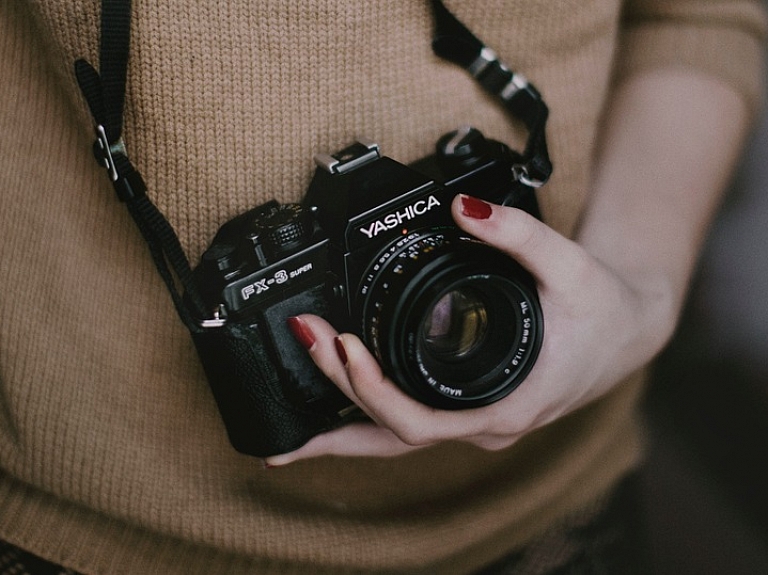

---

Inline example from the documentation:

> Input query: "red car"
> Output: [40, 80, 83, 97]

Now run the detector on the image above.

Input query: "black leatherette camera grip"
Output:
[191, 323, 340, 457]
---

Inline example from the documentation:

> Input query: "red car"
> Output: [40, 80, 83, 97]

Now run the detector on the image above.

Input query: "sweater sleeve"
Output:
[615, 0, 767, 115]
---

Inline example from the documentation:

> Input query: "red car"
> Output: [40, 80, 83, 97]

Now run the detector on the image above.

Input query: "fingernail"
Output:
[334, 336, 348, 366]
[287, 316, 315, 350]
[460, 194, 492, 220]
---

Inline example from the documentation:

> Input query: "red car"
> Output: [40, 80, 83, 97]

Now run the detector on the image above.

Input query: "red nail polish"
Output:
[287, 316, 315, 350]
[334, 336, 348, 366]
[460, 195, 492, 220]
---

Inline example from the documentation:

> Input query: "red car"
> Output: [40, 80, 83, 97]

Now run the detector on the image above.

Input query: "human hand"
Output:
[266, 194, 675, 465]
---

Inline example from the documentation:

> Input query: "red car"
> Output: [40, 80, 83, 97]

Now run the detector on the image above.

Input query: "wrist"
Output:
[613, 265, 683, 366]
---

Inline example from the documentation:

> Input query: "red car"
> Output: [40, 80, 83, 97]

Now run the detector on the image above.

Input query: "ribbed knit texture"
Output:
[1, 1, 765, 573]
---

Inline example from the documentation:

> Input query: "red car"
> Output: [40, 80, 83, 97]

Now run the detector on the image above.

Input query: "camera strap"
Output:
[431, 0, 551, 187]
[74, 0, 206, 329]
[73, 0, 551, 327]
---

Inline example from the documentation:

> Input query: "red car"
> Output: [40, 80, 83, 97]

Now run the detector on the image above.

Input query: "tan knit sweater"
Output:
[0, 1, 764, 573]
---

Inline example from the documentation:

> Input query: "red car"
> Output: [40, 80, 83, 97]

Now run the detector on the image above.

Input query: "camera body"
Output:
[191, 127, 543, 457]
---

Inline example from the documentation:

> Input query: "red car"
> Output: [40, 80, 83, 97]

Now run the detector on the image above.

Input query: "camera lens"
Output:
[359, 229, 542, 409]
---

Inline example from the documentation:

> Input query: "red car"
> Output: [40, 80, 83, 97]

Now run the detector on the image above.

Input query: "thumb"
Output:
[451, 194, 587, 289]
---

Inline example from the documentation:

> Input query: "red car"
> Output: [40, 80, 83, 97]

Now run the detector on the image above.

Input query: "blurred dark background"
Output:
[639, 35, 768, 574]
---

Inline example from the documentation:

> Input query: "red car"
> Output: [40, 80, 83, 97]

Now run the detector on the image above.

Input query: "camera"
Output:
[190, 127, 543, 457]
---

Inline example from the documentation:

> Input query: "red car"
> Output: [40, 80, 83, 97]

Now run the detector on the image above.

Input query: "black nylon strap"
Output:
[431, 0, 552, 187]
[125, 197, 204, 329]
[74, 0, 130, 144]
[74, 0, 207, 326]
[97, 0, 131, 141]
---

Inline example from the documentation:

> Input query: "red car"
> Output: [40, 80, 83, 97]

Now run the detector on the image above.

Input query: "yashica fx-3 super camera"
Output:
[190, 127, 544, 456]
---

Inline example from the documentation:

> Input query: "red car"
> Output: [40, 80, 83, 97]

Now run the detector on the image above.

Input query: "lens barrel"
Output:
[359, 229, 542, 409]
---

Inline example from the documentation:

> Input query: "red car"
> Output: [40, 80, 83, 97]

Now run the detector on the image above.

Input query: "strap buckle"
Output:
[93, 124, 147, 201]
[468, 47, 498, 77]
[468, 49, 538, 108]
[94, 124, 127, 182]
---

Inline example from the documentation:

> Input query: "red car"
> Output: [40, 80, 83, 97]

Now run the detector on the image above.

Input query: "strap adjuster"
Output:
[468, 47, 498, 77]
[94, 124, 127, 182]
[93, 124, 147, 201]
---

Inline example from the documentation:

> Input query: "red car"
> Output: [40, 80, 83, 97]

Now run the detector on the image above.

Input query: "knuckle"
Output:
[514, 214, 544, 248]
[476, 436, 514, 451]
[498, 207, 540, 246]
[395, 426, 434, 447]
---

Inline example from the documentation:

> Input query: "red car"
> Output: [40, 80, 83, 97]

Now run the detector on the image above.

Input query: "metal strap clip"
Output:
[513, 164, 546, 189]
[94, 124, 127, 182]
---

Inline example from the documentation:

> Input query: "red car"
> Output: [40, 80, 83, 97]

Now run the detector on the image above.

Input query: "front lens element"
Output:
[423, 288, 488, 360]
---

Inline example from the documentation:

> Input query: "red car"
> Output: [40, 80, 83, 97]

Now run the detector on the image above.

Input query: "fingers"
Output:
[287, 315, 350, 396]
[286, 314, 387, 426]
[287, 315, 491, 447]
[337, 334, 488, 446]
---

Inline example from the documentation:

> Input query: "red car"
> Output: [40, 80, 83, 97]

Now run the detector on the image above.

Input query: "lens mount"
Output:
[359, 229, 542, 409]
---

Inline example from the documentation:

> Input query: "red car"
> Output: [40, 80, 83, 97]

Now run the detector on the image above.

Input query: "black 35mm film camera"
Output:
[190, 127, 544, 456]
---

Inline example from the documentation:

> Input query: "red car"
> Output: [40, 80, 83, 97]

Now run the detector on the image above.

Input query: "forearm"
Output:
[577, 69, 751, 339]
